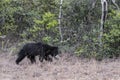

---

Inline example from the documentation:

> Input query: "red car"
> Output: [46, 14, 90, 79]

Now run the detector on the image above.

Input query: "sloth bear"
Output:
[15, 42, 59, 64]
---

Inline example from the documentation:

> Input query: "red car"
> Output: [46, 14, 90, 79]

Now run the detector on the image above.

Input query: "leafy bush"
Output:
[21, 12, 59, 43]
[103, 10, 120, 58]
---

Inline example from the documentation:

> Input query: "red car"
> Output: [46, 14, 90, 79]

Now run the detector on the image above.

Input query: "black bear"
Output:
[15, 42, 59, 64]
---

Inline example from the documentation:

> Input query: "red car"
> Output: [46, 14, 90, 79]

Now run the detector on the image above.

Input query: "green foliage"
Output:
[103, 10, 120, 58]
[0, 0, 120, 59]
[74, 30, 99, 58]
[34, 12, 58, 30]
[21, 12, 58, 43]
[0, 0, 58, 39]
[0, 2, 16, 34]
[42, 36, 52, 43]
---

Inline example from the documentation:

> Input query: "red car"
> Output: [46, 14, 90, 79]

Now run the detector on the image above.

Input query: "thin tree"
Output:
[111, 0, 120, 10]
[58, 0, 63, 42]
[99, 0, 108, 48]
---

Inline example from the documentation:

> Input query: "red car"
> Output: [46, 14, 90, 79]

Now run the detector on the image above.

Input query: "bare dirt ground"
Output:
[0, 53, 120, 80]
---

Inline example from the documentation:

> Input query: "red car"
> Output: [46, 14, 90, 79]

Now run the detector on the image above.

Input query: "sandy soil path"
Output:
[0, 53, 120, 80]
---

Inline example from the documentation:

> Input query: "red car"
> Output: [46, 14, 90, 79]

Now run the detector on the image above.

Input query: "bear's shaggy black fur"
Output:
[15, 42, 59, 64]
[42, 43, 59, 62]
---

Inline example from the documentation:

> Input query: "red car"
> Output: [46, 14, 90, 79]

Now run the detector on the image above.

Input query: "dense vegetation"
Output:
[0, 0, 120, 59]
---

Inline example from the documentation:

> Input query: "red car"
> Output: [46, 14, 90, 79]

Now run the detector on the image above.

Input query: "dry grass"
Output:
[0, 53, 120, 80]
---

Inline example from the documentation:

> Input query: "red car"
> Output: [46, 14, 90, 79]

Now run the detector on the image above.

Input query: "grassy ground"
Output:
[0, 53, 120, 80]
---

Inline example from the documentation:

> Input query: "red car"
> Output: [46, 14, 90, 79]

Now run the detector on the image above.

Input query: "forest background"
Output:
[0, 0, 120, 60]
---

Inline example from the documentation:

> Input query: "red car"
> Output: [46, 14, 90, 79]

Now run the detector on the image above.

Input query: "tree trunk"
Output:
[99, 0, 108, 48]
[112, 0, 120, 10]
[58, 0, 63, 42]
